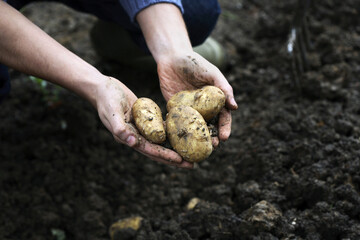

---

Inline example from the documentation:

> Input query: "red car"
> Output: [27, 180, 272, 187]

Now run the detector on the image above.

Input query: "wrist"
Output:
[136, 3, 192, 63]
[66, 63, 107, 108]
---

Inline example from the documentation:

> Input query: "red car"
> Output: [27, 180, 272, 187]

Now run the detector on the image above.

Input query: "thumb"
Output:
[109, 111, 139, 147]
[221, 84, 237, 110]
[214, 72, 238, 110]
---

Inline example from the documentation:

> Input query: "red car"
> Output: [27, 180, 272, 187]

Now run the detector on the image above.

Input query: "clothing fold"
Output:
[119, 0, 184, 22]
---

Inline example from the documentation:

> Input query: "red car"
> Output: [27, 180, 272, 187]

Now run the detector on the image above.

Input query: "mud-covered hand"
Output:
[95, 77, 193, 169]
[157, 52, 238, 143]
[137, 3, 238, 145]
[0, 2, 191, 169]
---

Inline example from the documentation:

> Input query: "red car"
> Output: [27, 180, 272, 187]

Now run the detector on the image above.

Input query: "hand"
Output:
[135, 3, 237, 146]
[157, 51, 238, 145]
[94, 77, 193, 169]
[0, 2, 192, 169]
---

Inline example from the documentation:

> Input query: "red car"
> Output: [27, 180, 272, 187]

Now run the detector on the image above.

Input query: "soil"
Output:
[1, 0, 360, 239]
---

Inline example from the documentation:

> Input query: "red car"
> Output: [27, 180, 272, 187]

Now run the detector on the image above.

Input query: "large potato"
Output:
[166, 86, 226, 121]
[132, 98, 166, 144]
[166, 106, 213, 162]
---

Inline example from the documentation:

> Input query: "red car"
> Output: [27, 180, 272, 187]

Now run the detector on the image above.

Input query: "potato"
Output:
[166, 86, 226, 121]
[132, 98, 166, 144]
[166, 106, 213, 162]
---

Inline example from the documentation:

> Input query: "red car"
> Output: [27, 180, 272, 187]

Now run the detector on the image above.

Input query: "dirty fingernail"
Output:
[126, 135, 136, 147]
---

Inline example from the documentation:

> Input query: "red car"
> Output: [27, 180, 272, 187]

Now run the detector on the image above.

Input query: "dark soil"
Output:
[1, 0, 360, 239]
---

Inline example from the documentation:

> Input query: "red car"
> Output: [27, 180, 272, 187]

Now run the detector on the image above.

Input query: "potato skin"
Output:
[167, 86, 226, 121]
[132, 98, 166, 144]
[166, 106, 213, 162]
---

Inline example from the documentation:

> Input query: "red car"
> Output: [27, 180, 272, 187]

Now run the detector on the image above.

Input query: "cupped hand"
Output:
[157, 51, 238, 144]
[94, 76, 193, 169]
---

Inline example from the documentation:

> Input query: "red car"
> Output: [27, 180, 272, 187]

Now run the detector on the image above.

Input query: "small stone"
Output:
[241, 200, 282, 231]
[186, 197, 201, 210]
[109, 216, 143, 240]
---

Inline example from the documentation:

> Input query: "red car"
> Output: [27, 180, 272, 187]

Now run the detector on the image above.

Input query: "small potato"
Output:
[167, 86, 226, 121]
[166, 106, 213, 162]
[132, 98, 166, 144]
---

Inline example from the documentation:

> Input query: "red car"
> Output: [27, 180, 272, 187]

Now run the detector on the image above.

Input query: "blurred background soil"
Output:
[1, 0, 360, 239]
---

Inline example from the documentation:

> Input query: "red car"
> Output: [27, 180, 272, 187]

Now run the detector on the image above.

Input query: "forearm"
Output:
[0, 2, 103, 105]
[136, 3, 192, 63]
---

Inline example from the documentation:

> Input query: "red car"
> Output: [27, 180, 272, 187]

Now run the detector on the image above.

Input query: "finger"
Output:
[115, 122, 186, 166]
[175, 161, 194, 169]
[212, 137, 220, 148]
[115, 133, 189, 167]
[134, 135, 183, 163]
[139, 147, 193, 169]
[218, 108, 232, 141]
[110, 112, 139, 147]
[113, 132, 137, 147]
[214, 71, 238, 110]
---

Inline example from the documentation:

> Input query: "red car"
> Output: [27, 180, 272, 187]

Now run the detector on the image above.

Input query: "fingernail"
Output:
[126, 135, 136, 147]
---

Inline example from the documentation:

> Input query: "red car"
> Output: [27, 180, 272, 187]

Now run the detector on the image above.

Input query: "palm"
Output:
[159, 73, 195, 101]
[157, 52, 214, 101]
[156, 52, 237, 142]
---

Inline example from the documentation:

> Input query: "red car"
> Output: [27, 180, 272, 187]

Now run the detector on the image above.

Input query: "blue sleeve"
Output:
[119, 0, 184, 22]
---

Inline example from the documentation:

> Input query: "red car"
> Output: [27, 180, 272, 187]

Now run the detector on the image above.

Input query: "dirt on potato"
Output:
[1, 0, 360, 239]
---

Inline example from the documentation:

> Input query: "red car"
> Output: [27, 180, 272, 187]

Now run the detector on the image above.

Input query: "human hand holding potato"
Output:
[95, 77, 193, 169]
[157, 51, 238, 144]
[132, 86, 229, 163]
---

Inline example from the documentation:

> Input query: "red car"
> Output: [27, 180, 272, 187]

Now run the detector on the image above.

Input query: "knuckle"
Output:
[113, 124, 126, 138]
[215, 82, 233, 97]
[224, 84, 234, 95]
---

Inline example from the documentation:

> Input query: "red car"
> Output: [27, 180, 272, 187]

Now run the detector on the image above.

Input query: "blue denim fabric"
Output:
[119, 0, 184, 22]
[7, 0, 220, 49]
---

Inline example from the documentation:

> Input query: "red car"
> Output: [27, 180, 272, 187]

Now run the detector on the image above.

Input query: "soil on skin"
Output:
[1, 0, 360, 239]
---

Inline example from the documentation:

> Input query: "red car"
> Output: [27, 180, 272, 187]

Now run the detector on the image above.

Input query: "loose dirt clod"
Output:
[241, 200, 282, 232]
[186, 197, 202, 210]
[109, 216, 143, 240]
